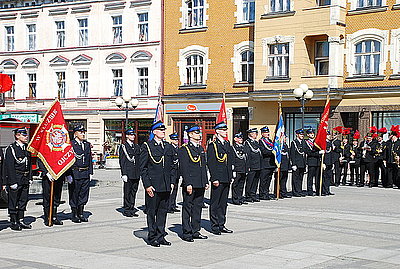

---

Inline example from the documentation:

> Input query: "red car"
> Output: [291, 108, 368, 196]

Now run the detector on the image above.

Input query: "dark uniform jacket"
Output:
[243, 138, 262, 171]
[207, 138, 233, 183]
[170, 144, 180, 184]
[349, 144, 362, 165]
[140, 139, 174, 192]
[342, 143, 352, 162]
[281, 142, 290, 172]
[324, 140, 333, 166]
[4, 142, 32, 185]
[71, 139, 93, 179]
[0, 148, 4, 186]
[259, 137, 277, 169]
[290, 139, 306, 169]
[331, 139, 342, 162]
[385, 140, 400, 163]
[375, 140, 386, 161]
[232, 143, 247, 173]
[179, 142, 208, 188]
[359, 140, 377, 163]
[304, 139, 320, 167]
[119, 141, 140, 180]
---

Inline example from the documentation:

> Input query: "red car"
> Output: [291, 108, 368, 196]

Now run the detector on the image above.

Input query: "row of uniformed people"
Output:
[0, 126, 93, 231]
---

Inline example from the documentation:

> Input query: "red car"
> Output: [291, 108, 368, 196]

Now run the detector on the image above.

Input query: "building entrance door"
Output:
[173, 118, 216, 148]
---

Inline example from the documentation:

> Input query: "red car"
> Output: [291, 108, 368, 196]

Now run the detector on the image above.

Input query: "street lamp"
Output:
[293, 84, 313, 130]
[115, 96, 139, 131]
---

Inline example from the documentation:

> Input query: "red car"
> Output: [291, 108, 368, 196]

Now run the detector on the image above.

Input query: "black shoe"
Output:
[321, 193, 327, 196]
[293, 193, 302, 197]
[167, 210, 175, 214]
[19, 222, 32, 229]
[10, 222, 22, 231]
[78, 205, 88, 222]
[221, 227, 233, 233]
[182, 237, 194, 242]
[149, 241, 160, 247]
[71, 208, 81, 223]
[52, 218, 63, 225]
[240, 201, 248, 205]
[253, 199, 260, 202]
[193, 233, 208, 239]
[172, 208, 180, 212]
[328, 192, 335, 195]
[202, 204, 208, 209]
[159, 239, 171, 246]
[245, 198, 253, 203]
[211, 230, 221, 235]
[259, 196, 269, 200]
[123, 211, 134, 217]
[307, 192, 315, 196]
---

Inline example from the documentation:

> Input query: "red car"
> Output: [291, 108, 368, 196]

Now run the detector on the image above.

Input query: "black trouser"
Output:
[68, 178, 90, 208]
[42, 177, 63, 210]
[259, 168, 274, 198]
[182, 187, 205, 240]
[349, 163, 360, 185]
[123, 179, 139, 212]
[386, 163, 397, 188]
[322, 165, 333, 194]
[360, 162, 375, 186]
[231, 172, 246, 204]
[146, 191, 170, 244]
[169, 178, 179, 210]
[341, 162, 349, 185]
[245, 170, 260, 200]
[278, 170, 288, 195]
[292, 167, 305, 195]
[374, 159, 386, 187]
[8, 184, 29, 215]
[307, 166, 320, 195]
[334, 161, 341, 185]
[210, 182, 230, 233]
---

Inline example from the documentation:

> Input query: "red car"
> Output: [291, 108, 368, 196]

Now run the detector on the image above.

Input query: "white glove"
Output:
[322, 164, 326, 170]
[274, 168, 278, 172]
[232, 172, 237, 178]
[47, 173, 55, 182]
[66, 175, 73, 184]
[10, 183, 18, 190]
[319, 150, 325, 154]
[121, 175, 128, 182]
[90, 175, 93, 180]
[292, 166, 297, 172]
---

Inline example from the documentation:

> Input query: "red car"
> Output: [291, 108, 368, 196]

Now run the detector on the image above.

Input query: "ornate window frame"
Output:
[262, 35, 295, 79]
[178, 45, 210, 86]
[231, 41, 254, 83]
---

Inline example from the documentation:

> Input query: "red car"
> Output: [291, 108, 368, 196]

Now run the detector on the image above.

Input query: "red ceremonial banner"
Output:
[0, 73, 13, 93]
[28, 99, 75, 179]
[315, 99, 331, 151]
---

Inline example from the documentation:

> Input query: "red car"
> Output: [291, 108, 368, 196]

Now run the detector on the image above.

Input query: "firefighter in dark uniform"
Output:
[231, 132, 248, 205]
[140, 121, 175, 247]
[259, 126, 277, 200]
[349, 132, 362, 186]
[168, 133, 180, 213]
[4, 127, 32, 230]
[243, 128, 262, 202]
[375, 129, 387, 187]
[37, 159, 64, 226]
[289, 129, 306, 197]
[207, 121, 234, 235]
[278, 135, 291, 198]
[322, 131, 334, 196]
[331, 130, 342, 186]
[179, 125, 209, 242]
[340, 135, 351, 185]
[119, 128, 141, 217]
[304, 128, 321, 196]
[0, 147, 4, 192]
[386, 126, 400, 188]
[68, 125, 93, 223]
[359, 133, 377, 187]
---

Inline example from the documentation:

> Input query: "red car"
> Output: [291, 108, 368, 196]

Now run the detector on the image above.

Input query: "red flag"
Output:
[0, 73, 13, 93]
[315, 99, 331, 150]
[28, 100, 75, 179]
[217, 98, 227, 123]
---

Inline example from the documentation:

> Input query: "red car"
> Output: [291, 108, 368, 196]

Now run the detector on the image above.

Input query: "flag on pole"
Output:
[0, 73, 13, 93]
[149, 96, 164, 141]
[217, 98, 227, 124]
[28, 99, 75, 179]
[314, 98, 331, 150]
[273, 111, 285, 167]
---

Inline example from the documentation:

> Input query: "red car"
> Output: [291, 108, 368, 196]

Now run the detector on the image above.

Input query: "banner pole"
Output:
[48, 180, 54, 227]
[319, 153, 325, 195]
[276, 167, 281, 200]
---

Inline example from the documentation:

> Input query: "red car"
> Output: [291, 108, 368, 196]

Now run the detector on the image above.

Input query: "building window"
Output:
[112, 15, 122, 44]
[78, 18, 88, 46]
[240, 50, 254, 82]
[56, 21, 65, 48]
[56, 72, 66, 98]
[285, 112, 321, 143]
[315, 41, 329, 75]
[186, 55, 204, 85]
[27, 24, 36, 50]
[138, 13, 148, 41]
[6, 74, 15, 98]
[268, 43, 289, 78]
[5, 26, 14, 51]
[354, 40, 380, 76]
[79, 71, 88, 97]
[357, 0, 382, 8]
[243, 0, 255, 22]
[372, 111, 400, 131]
[113, 69, 123, 96]
[28, 73, 37, 98]
[138, 67, 148, 95]
[270, 0, 291, 12]
[185, 0, 204, 28]
[318, 0, 331, 6]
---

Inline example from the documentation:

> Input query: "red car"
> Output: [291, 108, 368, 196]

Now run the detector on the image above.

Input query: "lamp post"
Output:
[115, 96, 139, 130]
[293, 84, 313, 130]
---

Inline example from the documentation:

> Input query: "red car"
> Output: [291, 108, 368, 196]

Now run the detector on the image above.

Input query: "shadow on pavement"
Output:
[168, 223, 182, 237]
[133, 227, 149, 245]
[0, 220, 9, 231]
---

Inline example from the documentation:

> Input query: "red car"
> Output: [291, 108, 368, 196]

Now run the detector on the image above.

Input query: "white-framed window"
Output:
[185, 0, 205, 28]
[268, 43, 289, 77]
[78, 70, 88, 97]
[5, 26, 14, 52]
[243, 0, 255, 22]
[354, 40, 381, 76]
[178, 45, 210, 86]
[113, 69, 123, 96]
[138, 67, 148, 95]
[6, 74, 15, 98]
[56, 71, 66, 98]
[315, 41, 329, 75]
[186, 55, 204, 85]
[27, 24, 36, 50]
[357, 0, 382, 8]
[240, 50, 254, 82]
[28, 73, 37, 98]
[78, 18, 88, 46]
[390, 28, 400, 74]
[138, 13, 148, 41]
[318, 0, 331, 6]
[270, 0, 291, 12]
[55, 21, 65, 48]
[112, 15, 122, 44]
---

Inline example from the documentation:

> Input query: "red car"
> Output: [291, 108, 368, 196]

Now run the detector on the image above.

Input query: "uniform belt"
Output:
[74, 167, 89, 171]
[16, 170, 29, 176]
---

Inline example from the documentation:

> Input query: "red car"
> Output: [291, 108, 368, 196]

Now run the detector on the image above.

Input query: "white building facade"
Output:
[0, 0, 161, 154]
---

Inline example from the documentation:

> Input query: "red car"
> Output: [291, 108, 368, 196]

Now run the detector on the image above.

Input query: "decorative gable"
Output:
[49, 55, 69, 66]
[21, 58, 40, 68]
[131, 50, 152, 62]
[72, 54, 92, 65]
[106, 52, 127, 63]
[1, 59, 18, 69]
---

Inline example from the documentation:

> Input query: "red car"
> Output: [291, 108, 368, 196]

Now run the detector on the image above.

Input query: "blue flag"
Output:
[273, 113, 285, 167]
